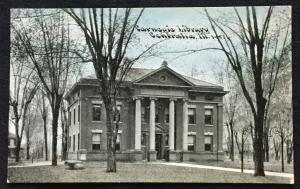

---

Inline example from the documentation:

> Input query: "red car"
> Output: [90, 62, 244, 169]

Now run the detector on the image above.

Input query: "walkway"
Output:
[152, 162, 294, 182]
[9, 161, 64, 168]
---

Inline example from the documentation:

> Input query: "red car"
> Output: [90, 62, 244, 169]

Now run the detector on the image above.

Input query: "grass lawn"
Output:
[7, 161, 292, 183]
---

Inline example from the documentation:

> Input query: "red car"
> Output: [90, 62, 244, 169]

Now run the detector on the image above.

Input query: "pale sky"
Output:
[80, 6, 291, 85]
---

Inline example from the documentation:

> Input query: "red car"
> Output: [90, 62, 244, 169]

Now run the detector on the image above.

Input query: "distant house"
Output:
[65, 61, 227, 162]
[8, 133, 24, 159]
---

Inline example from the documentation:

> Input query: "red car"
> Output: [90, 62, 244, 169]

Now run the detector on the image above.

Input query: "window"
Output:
[92, 104, 102, 121]
[113, 105, 121, 122]
[204, 135, 213, 152]
[9, 139, 14, 146]
[165, 134, 169, 146]
[188, 135, 195, 152]
[164, 108, 169, 123]
[160, 75, 166, 82]
[69, 111, 71, 125]
[73, 108, 76, 125]
[92, 133, 101, 150]
[141, 133, 146, 146]
[73, 134, 75, 152]
[188, 108, 196, 124]
[155, 113, 159, 123]
[115, 134, 121, 151]
[141, 106, 146, 122]
[78, 133, 80, 150]
[78, 105, 80, 122]
[205, 109, 213, 125]
[68, 136, 71, 150]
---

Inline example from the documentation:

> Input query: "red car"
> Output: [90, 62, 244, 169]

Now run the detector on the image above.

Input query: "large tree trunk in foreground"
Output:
[51, 96, 62, 166]
[105, 101, 117, 172]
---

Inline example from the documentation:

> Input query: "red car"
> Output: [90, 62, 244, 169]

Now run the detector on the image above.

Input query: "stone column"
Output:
[168, 98, 177, 162]
[169, 99, 175, 151]
[182, 99, 188, 152]
[149, 97, 157, 161]
[149, 98, 156, 151]
[135, 97, 141, 151]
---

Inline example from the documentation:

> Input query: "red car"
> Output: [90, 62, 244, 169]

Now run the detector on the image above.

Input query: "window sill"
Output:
[205, 124, 214, 127]
[92, 121, 102, 123]
[113, 121, 123, 124]
[188, 123, 196, 126]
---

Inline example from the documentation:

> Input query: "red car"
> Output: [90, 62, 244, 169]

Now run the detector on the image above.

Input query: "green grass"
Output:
[8, 161, 292, 183]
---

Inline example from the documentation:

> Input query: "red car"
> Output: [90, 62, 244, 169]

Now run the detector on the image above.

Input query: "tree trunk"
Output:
[43, 117, 48, 161]
[105, 102, 117, 172]
[26, 137, 30, 160]
[286, 140, 292, 164]
[241, 138, 244, 173]
[61, 125, 68, 161]
[51, 96, 61, 166]
[264, 132, 269, 162]
[230, 122, 234, 161]
[254, 112, 265, 176]
[253, 58, 266, 176]
[281, 136, 284, 172]
[15, 139, 21, 163]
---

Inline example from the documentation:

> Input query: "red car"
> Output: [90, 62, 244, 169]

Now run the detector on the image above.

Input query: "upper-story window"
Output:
[69, 111, 71, 126]
[78, 105, 80, 122]
[113, 105, 122, 122]
[141, 106, 146, 122]
[92, 104, 102, 121]
[164, 108, 169, 123]
[73, 108, 76, 125]
[205, 109, 213, 125]
[188, 108, 196, 124]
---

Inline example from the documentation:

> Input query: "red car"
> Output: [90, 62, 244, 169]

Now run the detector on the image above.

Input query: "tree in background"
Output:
[36, 88, 49, 161]
[24, 104, 38, 160]
[11, 9, 82, 166]
[9, 25, 39, 162]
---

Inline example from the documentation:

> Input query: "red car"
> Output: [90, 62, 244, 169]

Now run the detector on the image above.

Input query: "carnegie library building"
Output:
[65, 61, 228, 162]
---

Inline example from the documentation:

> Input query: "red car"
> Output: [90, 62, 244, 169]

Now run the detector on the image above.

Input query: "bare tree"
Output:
[203, 6, 291, 176]
[64, 8, 162, 172]
[24, 104, 38, 160]
[215, 63, 239, 162]
[9, 31, 39, 162]
[36, 88, 49, 161]
[11, 9, 82, 166]
[234, 123, 251, 173]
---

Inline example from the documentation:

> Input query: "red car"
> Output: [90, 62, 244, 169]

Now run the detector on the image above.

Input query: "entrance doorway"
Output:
[155, 134, 163, 159]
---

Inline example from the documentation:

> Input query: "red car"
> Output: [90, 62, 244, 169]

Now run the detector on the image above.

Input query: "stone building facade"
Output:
[65, 62, 227, 162]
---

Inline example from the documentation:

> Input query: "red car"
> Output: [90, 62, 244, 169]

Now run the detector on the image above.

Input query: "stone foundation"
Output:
[148, 150, 157, 161]
[182, 151, 225, 162]
[67, 149, 144, 162]
[67, 150, 224, 162]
